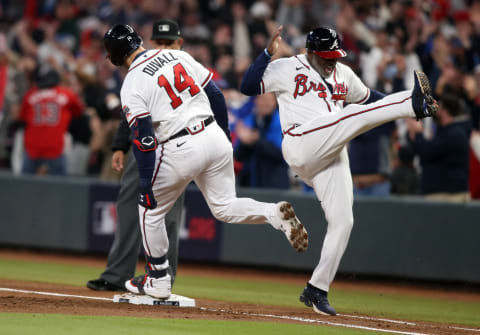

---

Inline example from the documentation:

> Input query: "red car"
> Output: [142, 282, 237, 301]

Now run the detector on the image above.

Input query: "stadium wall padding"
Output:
[0, 172, 479, 283]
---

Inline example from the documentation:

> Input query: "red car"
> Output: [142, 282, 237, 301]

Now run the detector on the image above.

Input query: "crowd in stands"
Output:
[0, 0, 479, 201]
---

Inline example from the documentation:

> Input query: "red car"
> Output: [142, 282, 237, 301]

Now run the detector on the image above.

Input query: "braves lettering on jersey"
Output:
[260, 54, 370, 129]
[20, 86, 83, 158]
[120, 49, 214, 142]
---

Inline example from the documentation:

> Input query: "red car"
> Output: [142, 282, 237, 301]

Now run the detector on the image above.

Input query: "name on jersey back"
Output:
[142, 52, 179, 76]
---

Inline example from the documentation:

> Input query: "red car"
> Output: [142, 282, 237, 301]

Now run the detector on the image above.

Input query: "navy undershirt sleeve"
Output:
[204, 80, 230, 140]
[364, 89, 385, 104]
[240, 49, 271, 96]
[130, 116, 156, 191]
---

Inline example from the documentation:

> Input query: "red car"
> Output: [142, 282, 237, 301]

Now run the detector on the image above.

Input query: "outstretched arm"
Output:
[240, 26, 283, 96]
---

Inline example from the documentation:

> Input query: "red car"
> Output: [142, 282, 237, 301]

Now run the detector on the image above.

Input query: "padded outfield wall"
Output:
[0, 172, 479, 283]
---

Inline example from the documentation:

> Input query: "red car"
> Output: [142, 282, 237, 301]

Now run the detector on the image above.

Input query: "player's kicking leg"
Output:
[194, 124, 308, 252]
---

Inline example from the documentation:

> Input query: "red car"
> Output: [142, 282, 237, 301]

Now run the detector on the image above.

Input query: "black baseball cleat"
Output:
[86, 278, 126, 291]
[412, 70, 437, 120]
[300, 283, 337, 316]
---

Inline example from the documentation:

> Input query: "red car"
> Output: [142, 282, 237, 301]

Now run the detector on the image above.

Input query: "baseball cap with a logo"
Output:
[151, 19, 181, 40]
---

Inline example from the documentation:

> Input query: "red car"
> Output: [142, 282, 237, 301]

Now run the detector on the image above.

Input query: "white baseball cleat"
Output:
[125, 273, 171, 299]
[273, 201, 308, 252]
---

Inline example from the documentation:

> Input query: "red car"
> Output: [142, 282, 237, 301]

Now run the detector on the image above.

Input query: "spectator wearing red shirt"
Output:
[19, 67, 83, 175]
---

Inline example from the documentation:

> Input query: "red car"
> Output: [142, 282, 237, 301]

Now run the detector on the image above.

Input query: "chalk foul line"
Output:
[1, 287, 479, 334]
[0, 287, 111, 301]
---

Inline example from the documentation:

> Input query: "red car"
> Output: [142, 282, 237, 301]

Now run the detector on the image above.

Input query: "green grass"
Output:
[0, 258, 101, 286]
[333, 289, 480, 326]
[1, 257, 480, 329]
[175, 275, 480, 327]
[0, 313, 376, 335]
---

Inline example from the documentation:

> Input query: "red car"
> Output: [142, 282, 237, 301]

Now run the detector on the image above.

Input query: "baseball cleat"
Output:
[275, 201, 308, 252]
[412, 70, 437, 120]
[125, 273, 171, 299]
[300, 283, 336, 316]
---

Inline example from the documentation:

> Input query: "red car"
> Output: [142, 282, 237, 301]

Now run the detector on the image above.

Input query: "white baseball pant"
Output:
[281, 90, 415, 291]
[138, 121, 279, 270]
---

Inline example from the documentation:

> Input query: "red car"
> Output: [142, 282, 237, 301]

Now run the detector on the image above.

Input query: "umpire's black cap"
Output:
[306, 27, 347, 59]
[151, 19, 181, 40]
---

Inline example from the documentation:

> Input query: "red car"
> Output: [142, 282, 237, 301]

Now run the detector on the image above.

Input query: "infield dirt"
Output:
[1, 250, 479, 335]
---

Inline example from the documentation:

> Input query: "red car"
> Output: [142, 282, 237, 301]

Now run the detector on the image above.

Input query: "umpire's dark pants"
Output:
[100, 151, 184, 287]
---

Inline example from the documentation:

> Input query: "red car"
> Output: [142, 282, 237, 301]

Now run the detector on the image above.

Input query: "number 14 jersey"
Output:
[120, 49, 214, 142]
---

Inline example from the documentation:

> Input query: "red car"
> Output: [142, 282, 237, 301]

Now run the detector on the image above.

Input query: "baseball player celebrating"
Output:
[240, 26, 437, 315]
[103, 24, 308, 299]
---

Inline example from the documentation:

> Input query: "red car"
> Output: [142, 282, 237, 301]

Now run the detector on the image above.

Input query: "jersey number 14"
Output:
[157, 63, 200, 109]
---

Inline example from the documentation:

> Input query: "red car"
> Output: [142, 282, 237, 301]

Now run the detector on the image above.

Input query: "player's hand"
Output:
[139, 188, 157, 209]
[267, 26, 283, 56]
[111, 150, 125, 172]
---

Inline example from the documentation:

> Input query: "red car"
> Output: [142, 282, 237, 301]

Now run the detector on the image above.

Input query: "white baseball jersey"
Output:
[262, 52, 416, 293]
[119, 48, 298, 274]
[120, 49, 214, 142]
[261, 54, 370, 130]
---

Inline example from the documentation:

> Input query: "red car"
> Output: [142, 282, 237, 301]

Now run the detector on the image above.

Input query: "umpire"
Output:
[87, 19, 186, 291]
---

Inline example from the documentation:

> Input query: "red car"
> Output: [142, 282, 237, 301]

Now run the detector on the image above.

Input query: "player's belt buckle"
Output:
[186, 121, 205, 135]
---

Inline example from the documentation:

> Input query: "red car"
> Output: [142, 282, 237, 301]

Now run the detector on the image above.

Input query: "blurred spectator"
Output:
[360, 30, 389, 89]
[390, 146, 419, 195]
[0, 31, 19, 168]
[407, 94, 471, 202]
[233, 93, 289, 189]
[0, 0, 479, 193]
[69, 30, 109, 177]
[248, 1, 275, 58]
[349, 122, 396, 197]
[276, 0, 305, 36]
[232, 1, 252, 62]
[54, 0, 81, 54]
[308, 0, 340, 31]
[16, 66, 83, 176]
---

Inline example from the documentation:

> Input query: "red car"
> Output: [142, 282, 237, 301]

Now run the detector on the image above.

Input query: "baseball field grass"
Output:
[1, 313, 376, 335]
[1, 254, 480, 334]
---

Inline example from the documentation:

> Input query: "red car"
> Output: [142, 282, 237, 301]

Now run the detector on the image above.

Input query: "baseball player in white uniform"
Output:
[240, 26, 437, 315]
[103, 24, 308, 299]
